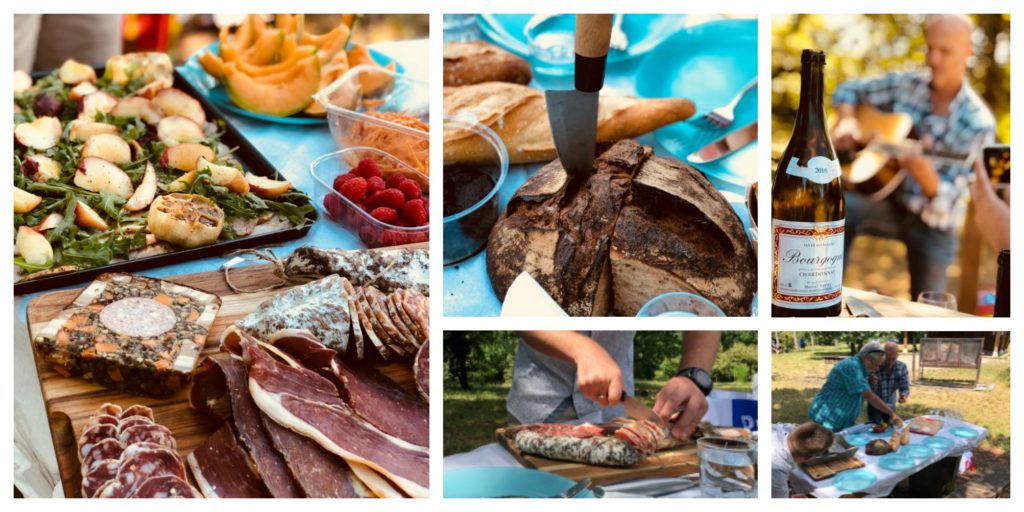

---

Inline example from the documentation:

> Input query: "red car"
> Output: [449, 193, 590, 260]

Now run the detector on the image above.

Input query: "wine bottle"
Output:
[772, 49, 845, 317]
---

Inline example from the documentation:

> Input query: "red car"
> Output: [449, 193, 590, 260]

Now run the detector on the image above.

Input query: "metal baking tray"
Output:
[15, 66, 317, 295]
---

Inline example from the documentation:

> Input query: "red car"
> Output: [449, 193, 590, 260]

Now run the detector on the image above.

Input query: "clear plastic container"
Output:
[310, 147, 429, 248]
[313, 65, 429, 175]
[442, 115, 508, 265]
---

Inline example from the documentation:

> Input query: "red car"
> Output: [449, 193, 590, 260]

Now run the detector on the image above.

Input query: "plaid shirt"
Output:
[809, 356, 871, 432]
[832, 71, 996, 231]
[872, 360, 910, 408]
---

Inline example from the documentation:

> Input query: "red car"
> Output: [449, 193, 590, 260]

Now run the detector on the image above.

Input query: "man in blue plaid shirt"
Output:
[831, 15, 996, 298]
[868, 342, 910, 425]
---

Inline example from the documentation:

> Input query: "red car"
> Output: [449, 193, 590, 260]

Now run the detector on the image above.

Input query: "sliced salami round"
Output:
[82, 458, 120, 498]
[95, 403, 123, 418]
[130, 475, 200, 498]
[81, 438, 125, 472]
[111, 447, 185, 496]
[119, 404, 155, 421]
[86, 414, 121, 429]
[120, 442, 184, 467]
[94, 478, 128, 498]
[78, 424, 118, 460]
[117, 416, 155, 435]
[119, 423, 177, 450]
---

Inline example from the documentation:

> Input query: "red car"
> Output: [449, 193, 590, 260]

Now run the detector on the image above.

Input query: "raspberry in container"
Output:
[311, 147, 429, 248]
[313, 65, 429, 176]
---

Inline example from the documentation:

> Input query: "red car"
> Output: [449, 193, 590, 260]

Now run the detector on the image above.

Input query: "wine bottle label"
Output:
[772, 218, 845, 309]
[784, 156, 841, 184]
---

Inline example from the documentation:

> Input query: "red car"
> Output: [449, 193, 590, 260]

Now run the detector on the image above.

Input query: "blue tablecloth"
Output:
[443, 17, 756, 316]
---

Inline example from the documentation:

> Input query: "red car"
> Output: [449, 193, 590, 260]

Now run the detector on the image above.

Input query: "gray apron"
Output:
[507, 331, 635, 425]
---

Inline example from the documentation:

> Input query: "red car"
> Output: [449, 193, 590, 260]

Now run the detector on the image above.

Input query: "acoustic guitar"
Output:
[831, 104, 972, 201]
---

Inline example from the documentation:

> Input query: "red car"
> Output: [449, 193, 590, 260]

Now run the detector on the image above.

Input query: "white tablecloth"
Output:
[785, 417, 988, 498]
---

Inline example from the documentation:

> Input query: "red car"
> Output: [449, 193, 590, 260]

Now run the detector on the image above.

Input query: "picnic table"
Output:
[12, 39, 427, 498]
[841, 287, 975, 317]
[784, 417, 987, 498]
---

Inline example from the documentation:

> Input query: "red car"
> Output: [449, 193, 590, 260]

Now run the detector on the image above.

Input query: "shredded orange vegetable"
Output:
[344, 112, 430, 176]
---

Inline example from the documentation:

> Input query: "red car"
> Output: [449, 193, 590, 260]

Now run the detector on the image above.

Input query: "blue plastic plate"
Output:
[179, 42, 403, 125]
[878, 454, 915, 472]
[844, 434, 872, 446]
[899, 444, 935, 459]
[634, 19, 757, 180]
[476, 14, 686, 62]
[951, 426, 980, 438]
[444, 467, 595, 498]
[832, 469, 877, 493]
[923, 436, 956, 450]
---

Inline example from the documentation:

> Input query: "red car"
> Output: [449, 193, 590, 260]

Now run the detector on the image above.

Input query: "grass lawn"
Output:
[773, 346, 1011, 496]
[443, 378, 753, 456]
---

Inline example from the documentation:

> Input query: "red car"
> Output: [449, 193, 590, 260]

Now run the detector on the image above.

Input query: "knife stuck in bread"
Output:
[443, 82, 696, 165]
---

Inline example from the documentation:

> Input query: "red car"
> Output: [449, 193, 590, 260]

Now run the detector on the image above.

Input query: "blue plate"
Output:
[899, 444, 935, 459]
[878, 453, 915, 471]
[844, 434, 872, 446]
[444, 467, 596, 498]
[832, 469, 877, 493]
[923, 436, 956, 450]
[476, 14, 686, 62]
[951, 427, 979, 438]
[179, 42, 403, 125]
[634, 19, 757, 183]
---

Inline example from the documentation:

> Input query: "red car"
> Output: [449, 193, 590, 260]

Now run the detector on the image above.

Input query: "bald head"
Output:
[884, 342, 900, 365]
[925, 15, 974, 94]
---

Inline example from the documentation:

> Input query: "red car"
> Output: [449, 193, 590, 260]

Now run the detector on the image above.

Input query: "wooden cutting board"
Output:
[908, 417, 944, 436]
[25, 259, 423, 497]
[495, 428, 699, 486]
[801, 456, 865, 481]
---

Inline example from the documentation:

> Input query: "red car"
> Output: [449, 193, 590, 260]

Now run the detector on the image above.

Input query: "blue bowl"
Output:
[950, 426, 979, 438]
[844, 433, 872, 447]
[832, 469, 877, 493]
[444, 467, 596, 498]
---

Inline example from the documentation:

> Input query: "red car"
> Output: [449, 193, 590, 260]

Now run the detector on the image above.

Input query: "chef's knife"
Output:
[686, 120, 758, 164]
[845, 295, 882, 317]
[545, 14, 613, 179]
[620, 391, 668, 430]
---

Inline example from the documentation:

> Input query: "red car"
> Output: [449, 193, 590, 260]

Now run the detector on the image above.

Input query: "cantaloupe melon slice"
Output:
[223, 55, 320, 116]
[236, 44, 315, 77]
[199, 50, 225, 78]
[242, 29, 285, 66]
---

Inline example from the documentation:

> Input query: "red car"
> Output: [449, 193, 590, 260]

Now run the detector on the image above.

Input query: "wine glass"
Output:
[917, 291, 958, 311]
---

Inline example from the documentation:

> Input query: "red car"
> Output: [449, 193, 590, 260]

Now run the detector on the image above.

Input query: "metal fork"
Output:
[698, 78, 758, 129]
[609, 14, 628, 51]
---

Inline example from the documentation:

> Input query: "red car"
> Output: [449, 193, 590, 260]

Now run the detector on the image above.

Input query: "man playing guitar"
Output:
[831, 14, 996, 299]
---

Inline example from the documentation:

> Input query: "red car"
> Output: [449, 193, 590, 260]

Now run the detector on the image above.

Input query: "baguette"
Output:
[443, 41, 532, 86]
[444, 82, 696, 165]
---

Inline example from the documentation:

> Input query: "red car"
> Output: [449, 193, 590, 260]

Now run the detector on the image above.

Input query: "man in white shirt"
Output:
[772, 422, 834, 498]
[507, 331, 720, 440]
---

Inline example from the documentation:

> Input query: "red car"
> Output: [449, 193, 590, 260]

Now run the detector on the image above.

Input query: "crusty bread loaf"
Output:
[487, 140, 756, 317]
[443, 41, 532, 86]
[444, 82, 696, 165]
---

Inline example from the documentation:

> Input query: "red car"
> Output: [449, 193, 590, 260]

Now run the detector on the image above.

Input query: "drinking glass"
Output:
[697, 437, 756, 498]
[917, 291, 958, 311]
[636, 292, 726, 317]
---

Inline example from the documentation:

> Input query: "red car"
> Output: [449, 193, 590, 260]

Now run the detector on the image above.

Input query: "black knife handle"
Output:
[574, 14, 613, 93]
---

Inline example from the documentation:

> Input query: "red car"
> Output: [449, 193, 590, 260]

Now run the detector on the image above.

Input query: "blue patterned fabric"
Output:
[809, 356, 871, 432]
[833, 71, 996, 231]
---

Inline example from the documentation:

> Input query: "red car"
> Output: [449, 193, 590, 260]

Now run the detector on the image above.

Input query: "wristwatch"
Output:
[675, 367, 713, 396]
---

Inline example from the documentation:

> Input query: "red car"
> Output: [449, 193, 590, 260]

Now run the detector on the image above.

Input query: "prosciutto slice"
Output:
[187, 424, 271, 498]
[241, 334, 429, 498]
[190, 354, 302, 497]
